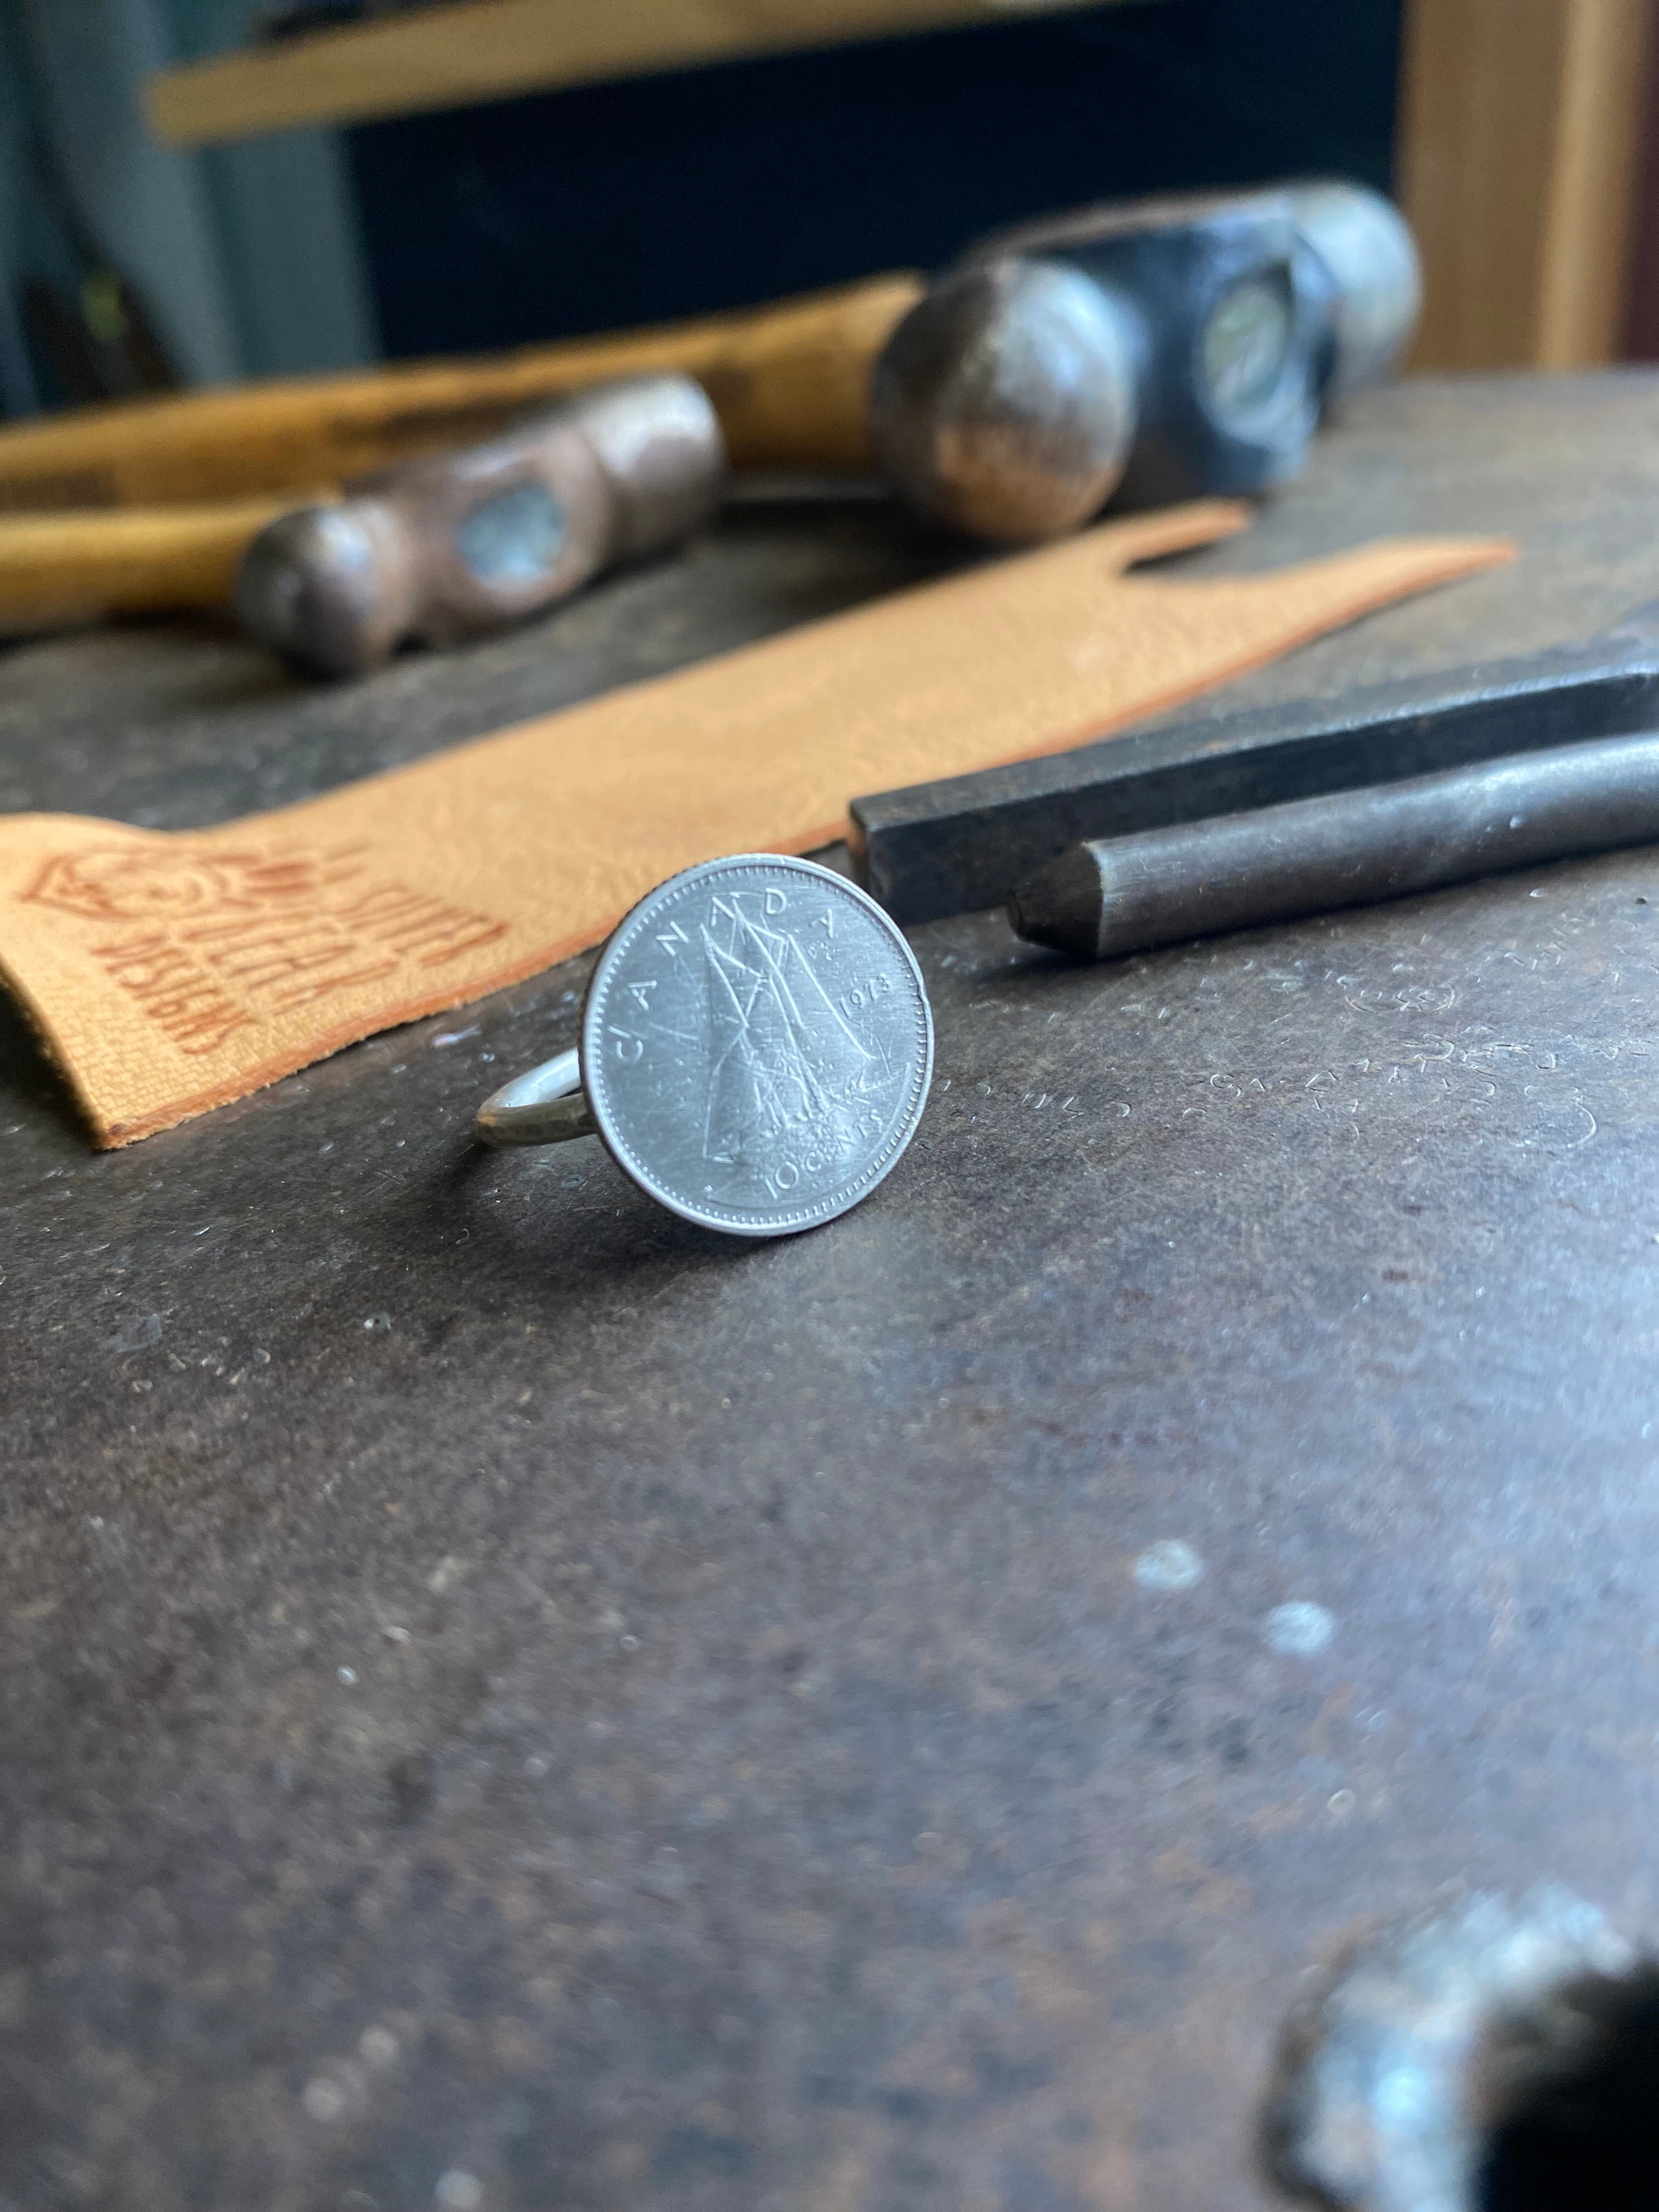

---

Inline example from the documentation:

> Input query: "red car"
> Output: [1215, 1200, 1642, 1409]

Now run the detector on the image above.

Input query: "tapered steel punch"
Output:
[851, 602, 1659, 936]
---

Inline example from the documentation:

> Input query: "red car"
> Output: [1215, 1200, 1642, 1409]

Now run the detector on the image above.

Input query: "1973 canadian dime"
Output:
[581, 854, 934, 1237]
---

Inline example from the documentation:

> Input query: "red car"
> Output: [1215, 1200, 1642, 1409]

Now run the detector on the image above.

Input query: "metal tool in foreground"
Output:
[850, 602, 1659, 926]
[868, 178, 1420, 542]
[477, 855, 933, 1238]
[1009, 731, 1659, 960]
[235, 374, 724, 679]
[1263, 1886, 1650, 2211]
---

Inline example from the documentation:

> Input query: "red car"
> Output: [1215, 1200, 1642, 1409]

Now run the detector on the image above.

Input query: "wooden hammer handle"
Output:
[0, 275, 922, 516]
[0, 496, 312, 629]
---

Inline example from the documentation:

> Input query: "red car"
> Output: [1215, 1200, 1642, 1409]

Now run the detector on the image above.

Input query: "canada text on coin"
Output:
[582, 854, 933, 1235]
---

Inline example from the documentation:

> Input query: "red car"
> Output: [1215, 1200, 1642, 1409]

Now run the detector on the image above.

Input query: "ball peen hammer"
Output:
[0, 275, 904, 644]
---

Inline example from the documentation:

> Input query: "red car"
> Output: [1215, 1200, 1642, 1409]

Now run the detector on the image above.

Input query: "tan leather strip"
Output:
[0, 501, 1513, 1146]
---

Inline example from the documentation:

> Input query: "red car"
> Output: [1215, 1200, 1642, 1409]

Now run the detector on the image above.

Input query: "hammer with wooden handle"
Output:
[0, 377, 724, 663]
[0, 274, 918, 514]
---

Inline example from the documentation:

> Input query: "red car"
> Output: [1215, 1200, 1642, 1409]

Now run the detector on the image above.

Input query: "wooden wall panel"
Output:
[1400, 0, 1653, 369]
[1620, 4, 1659, 353]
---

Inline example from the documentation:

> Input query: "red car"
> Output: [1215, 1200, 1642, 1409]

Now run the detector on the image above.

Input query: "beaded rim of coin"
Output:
[479, 853, 934, 1238]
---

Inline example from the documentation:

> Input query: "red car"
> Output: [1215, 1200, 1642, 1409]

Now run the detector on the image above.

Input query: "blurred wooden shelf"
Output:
[145, 0, 1117, 148]
[1398, 0, 1653, 371]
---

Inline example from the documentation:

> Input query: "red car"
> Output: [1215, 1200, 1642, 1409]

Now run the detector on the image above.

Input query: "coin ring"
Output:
[481, 854, 934, 1238]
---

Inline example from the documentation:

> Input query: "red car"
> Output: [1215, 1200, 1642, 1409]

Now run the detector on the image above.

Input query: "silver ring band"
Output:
[475, 1047, 596, 1147]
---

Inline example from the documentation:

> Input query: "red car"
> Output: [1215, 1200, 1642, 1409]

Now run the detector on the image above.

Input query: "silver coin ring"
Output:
[477, 854, 934, 1237]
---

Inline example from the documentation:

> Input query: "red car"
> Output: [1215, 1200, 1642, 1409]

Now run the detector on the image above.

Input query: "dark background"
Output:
[349, 0, 1403, 357]
[0, 0, 1403, 414]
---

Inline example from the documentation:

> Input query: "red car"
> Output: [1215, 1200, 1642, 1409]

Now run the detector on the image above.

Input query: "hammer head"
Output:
[235, 374, 725, 680]
[871, 180, 1420, 543]
[235, 503, 419, 680]
[1280, 180, 1421, 400]
[867, 259, 1140, 545]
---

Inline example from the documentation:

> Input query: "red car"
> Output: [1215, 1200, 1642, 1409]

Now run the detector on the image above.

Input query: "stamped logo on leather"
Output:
[24, 841, 507, 1059]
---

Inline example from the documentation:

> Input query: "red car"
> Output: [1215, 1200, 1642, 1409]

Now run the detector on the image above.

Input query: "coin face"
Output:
[582, 855, 933, 1237]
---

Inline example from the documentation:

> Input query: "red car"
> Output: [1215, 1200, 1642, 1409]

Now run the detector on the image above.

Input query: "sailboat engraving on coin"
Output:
[583, 855, 934, 1235]
[698, 897, 875, 1171]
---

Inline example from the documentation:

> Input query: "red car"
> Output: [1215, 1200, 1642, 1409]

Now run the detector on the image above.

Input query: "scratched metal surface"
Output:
[5, 376, 1659, 2212]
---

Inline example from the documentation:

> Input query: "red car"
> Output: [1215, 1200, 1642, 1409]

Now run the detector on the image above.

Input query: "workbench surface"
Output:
[7, 374, 1659, 2211]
